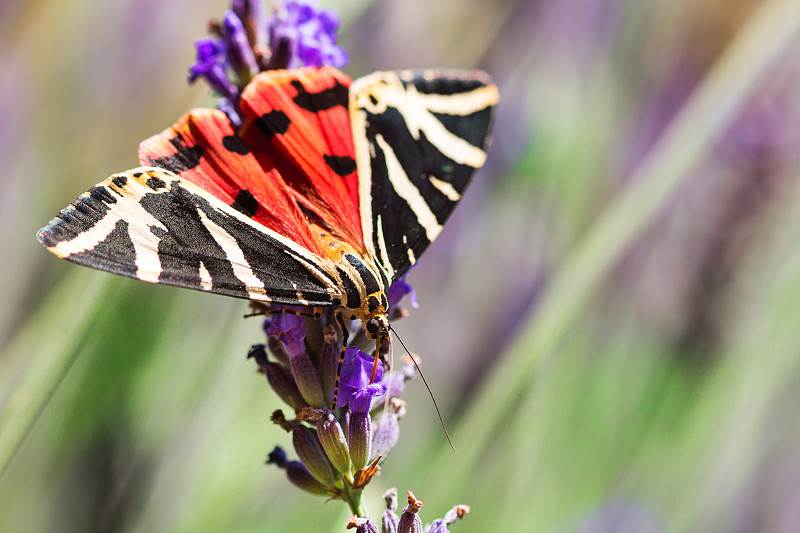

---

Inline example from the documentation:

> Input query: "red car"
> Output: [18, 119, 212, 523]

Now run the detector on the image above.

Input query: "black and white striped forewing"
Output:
[350, 70, 499, 280]
[37, 167, 341, 306]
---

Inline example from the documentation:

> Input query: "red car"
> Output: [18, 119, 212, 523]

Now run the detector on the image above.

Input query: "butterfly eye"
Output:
[366, 318, 380, 335]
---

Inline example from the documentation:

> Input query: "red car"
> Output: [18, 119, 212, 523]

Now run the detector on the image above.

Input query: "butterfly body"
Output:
[38, 66, 498, 355]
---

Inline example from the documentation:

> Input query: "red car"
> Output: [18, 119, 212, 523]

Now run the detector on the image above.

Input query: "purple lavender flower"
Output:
[188, 37, 239, 102]
[263, 312, 306, 357]
[188, 0, 348, 128]
[222, 10, 259, 83]
[267, 0, 348, 69]
[334, 347, 387, 410]
[386, 273, 419, 313]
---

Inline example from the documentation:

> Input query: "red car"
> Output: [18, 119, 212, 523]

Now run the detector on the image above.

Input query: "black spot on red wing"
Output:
[146, 176, 167, 190]
[147, 135, 203, 173]
[324, 154, 356, 177]
[111, 175, 127, 188]
[222, 134, 250, 155]
[291, 80, 348, 112]
[231, 189, 258, 218]
[255, 110, 291, 137]
[89, 186, 116, 204]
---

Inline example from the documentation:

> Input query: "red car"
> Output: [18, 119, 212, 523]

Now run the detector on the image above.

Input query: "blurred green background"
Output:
[3, 0, 800, 531]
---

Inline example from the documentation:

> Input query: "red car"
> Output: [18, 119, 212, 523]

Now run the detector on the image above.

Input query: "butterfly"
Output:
[37, 66, 498, 403]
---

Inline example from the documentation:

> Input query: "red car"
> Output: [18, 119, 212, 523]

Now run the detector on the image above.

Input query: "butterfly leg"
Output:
[244, 304, 321, 320]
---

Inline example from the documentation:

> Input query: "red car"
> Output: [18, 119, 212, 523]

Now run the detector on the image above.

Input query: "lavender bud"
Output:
[222, 11, 258, 84]
[303, 314, 324, 358]
[349, 410, 371, 471]
[291, 350, 326, 408]
[319, 327, 339, 402]
[266, 446, 331, 497]
[285, 460, 332, 496]
[249, 345, 305, 411]
[292, 425, 337, 486]
[314, 409, 352, 476]
[247, 344, 269, 369]
[398, 491, 424, 533]
[373, 361, 415, 408]
[347, 516, 380, 533]
[231, 0, 267, 54]
[371, 412, 400, 462]
[267, 335, 291, 367]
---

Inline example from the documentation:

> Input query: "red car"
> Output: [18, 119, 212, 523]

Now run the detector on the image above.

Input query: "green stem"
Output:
[339, 482, 368, 517]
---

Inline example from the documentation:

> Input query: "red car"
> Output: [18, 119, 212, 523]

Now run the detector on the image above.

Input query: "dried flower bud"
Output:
[351, 457, 380, 489]
[347, 516, 380, 533]
[426, 504, 470, 533]
[384, 488, 398, 512]
[391, 399, 407, 419]
[443, 505, 470, 524]
[270, 409, 296, 432]
[398, 491, 423, 533]
[292, 425, 337, 486]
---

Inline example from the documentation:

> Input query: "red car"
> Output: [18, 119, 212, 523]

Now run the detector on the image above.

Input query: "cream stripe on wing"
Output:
[48, 180, 166, 283]
[48, 208, 119, 259]
[413, 85, 499, 115]
[428, 176, 462, 201]
[198, 261, 213, 291]
[350, 106, 377, 262]
[196, 208, 266, 296]
[375, 134, 442, 243]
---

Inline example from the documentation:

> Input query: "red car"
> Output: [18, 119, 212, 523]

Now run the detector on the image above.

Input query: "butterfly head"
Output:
[360, 291, 390, 340]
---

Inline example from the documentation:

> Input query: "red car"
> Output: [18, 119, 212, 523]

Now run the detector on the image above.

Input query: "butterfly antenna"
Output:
[389, 326, 456, 452]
